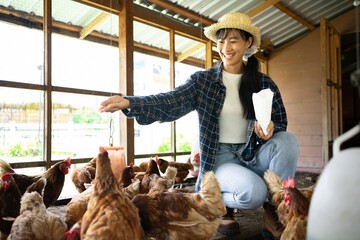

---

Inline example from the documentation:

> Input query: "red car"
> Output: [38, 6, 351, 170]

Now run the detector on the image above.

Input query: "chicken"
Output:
[66, 222, 81, 240]
[263, 170, 315, 240]
[80, 146, 143, 239]
[65, 185, 94, 229]
[0, 172, 21, 239]
[0, 159, 15, 176]
[65, 168, 142, 230]
[132, 171, 226, 239]
[263, 170, 314, 209]
[24, 158, 71, 207]
[71, 157, 96, 193]
[139, 157, 161, 194]
[280, 180, 310, 240]
[1, 158, 72, 208]
[7, 178, 67, 240]
[119, 162, 136, 188]
[156, 156, 193, 183]
[188, 153, 200, 177]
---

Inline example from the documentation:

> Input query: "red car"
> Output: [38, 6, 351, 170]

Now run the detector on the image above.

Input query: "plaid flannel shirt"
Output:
[123, 63, 287, 190]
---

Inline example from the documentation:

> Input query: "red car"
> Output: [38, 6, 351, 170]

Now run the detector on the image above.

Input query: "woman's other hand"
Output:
[99, 95, 130, 113]
[254, 121, 274, 140]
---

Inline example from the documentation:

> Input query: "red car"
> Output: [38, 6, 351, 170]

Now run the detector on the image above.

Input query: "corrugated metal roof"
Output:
[0, 0, 356, 62]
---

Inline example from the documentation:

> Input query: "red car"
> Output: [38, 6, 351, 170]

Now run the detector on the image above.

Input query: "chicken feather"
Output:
[132, 171, 226, 240]
[80, 146, 143, 240]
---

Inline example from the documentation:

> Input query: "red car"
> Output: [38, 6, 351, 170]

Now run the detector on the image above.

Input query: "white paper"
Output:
[252, 89, 274, 135]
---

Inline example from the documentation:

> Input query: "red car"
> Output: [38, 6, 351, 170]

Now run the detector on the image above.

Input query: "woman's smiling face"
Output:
[216, 29, 252, 74]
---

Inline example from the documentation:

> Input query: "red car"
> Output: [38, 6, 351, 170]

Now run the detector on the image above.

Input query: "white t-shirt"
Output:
[219, 71, 248, 143]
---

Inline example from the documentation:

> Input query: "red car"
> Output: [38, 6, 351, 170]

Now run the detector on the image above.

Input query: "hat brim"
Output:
[204, 20, 261, 48]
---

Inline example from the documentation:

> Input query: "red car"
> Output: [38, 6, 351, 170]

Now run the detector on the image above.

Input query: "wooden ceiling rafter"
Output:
[147, 0, 215, 26]
[74, 0, 121, 14]
[79, 11, 110, 39]
[273, 2, 315, 30]
[246, 0, 281, 17]
[177, 42, 204, 62]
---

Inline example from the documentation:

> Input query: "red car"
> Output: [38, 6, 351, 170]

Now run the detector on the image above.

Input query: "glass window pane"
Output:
[51, 33, 119, 92]
[0, 22, 44, 84]
[174, 61, 203, 154]
[133, 51, 172, 155]
[52, 0, 119, 92]
[51, 92, 120, 160]
[0, 88, 45, 163]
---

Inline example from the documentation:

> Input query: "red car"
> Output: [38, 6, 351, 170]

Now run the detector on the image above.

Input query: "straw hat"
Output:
[204, 12, 261, 48]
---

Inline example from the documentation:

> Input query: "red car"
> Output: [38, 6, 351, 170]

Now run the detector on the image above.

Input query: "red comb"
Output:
[283, 177, 295, 188]
[1, 172, 15, 180]
[129, 162, 134, 167]
[65, 157, 72, 167]
[99, 146, 106, 153]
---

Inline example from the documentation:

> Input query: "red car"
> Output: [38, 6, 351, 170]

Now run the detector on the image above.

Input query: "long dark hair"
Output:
[216, 28, 261, 119]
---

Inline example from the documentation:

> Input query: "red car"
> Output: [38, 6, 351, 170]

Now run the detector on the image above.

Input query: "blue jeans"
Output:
[214, 131, 299, 210]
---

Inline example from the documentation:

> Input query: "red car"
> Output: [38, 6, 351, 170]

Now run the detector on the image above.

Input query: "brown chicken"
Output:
[156, 156, 193, 183]
[0, 172, 21, 239]
[280, 181, 310, 240]
[119, 162, 136, 188]
[71, 157, 96, 193]
[139, 157, 161, 194]
[263, 170, 315, 240]
[80, 146, 144, 239]
[65, 185, 94, 229]
[7, 178, 67, 240]
[0, 159, 15, 176]
[65, 171, 141, 230]
[0, 158, 71, 207]
[132, 171, 226, 239]
[22, 158, 71, 207]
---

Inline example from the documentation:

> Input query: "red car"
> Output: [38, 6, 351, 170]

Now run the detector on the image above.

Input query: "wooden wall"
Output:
[267, 8, 357, 173]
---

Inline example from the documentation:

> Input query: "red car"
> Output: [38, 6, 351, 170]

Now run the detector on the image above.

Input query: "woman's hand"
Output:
[99, 95, 130, 113]
[254, 121, 274, 140]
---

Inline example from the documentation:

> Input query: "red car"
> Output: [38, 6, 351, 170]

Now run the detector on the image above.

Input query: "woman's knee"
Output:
[274, 131, 299, 157]
[233, 181, 268, 209]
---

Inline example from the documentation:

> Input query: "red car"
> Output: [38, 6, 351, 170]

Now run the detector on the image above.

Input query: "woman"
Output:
[99, 12, 299, 238]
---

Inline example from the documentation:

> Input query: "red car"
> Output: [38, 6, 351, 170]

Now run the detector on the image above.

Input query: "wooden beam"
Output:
[205, 41, 213, 69]
[274, 2, 315, 30]
[74, 0, 121, 14]
[119, 0, 134, 165]
[80, 12, 110, 39]
[260, 38, 275, 51]
[177, 42, 204, 62]
[246, 0, 281, 17]
[133, 4, 205, 42]
[147, 0, 215, 26]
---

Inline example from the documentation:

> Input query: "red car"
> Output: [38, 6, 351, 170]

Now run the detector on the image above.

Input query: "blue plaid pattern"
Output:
[123, 63, 287, 174]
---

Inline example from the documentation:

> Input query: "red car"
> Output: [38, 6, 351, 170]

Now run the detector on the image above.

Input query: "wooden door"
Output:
[320, 17, 342, 163]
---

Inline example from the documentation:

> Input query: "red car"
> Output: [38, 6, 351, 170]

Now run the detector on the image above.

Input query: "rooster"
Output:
[71, 157, 96, 193]
[263, 170, 315, 240]
[0, 172, 21, 239]
[132, 171, 226, 239]
[7, 178, 67, 240]
[80, 146, 144, 239]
